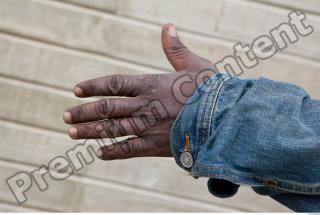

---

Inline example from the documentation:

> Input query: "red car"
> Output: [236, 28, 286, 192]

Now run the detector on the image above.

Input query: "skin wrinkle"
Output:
[104, 118, 134, 138]
[107, 118, 127, 137]
[77, 123, 92, 138]
[76, 107, 87, 123]
[141, 115, 151, 133]
[119, 141, 132, 158]
[108, 75, 123, 96]
[127, 118, 142, 136]
[94, 99, 108, 119]
[95, 124, 105, 138]
[98, 98, 114, 119]
[168, 41, 188, 57]
[84, 83, 97, 97]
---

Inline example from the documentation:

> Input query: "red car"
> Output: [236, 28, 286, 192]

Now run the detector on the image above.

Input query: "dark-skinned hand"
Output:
[63, 24, 216, 160]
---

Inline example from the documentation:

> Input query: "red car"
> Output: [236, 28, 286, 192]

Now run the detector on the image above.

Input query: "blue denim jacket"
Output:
[170, 73, 320, 212]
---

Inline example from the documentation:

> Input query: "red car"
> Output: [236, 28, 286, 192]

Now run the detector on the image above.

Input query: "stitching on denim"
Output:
[195, 76, 219, 152]
[198, 75, 231, 146]
[207, 76, 232, 140]
[198, 81, 215, 146]
[194, 75, 232, 161]
[191, 82, 211, 157]
[170, 102, 186, 167]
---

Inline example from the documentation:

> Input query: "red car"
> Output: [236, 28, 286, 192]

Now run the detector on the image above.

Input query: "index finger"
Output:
[74, 74, 155, 97]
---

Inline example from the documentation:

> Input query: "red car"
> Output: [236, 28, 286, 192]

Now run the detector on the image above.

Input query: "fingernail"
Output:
[63, 111, 72, 123]
[68, 127, 77, 139]
[74, 86, 83, 97]
[167, 24, 177, 37]
[96, 148, 104, 158]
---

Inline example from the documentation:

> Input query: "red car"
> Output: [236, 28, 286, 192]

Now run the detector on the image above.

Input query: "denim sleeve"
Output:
[170, 73, 320, 212]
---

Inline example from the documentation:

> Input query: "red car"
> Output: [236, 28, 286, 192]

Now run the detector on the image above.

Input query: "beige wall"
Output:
[0, 0, 319, 212]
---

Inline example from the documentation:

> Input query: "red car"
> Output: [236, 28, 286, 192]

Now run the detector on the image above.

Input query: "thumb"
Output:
[161, 23, 212, 71]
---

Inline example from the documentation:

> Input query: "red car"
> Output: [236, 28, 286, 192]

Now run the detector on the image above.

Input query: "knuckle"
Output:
[119, 141, 133, 157]
[93, 123, 105, 138]
[102, 141, 133, 160]
[107, 75, 124, 95]
[104, 119, 126, 137]
[77, 124, 91, 138]
[96, 99, 114, 118]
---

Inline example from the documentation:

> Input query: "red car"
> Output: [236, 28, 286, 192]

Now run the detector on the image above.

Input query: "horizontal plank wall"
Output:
[1, 0, 319, 212]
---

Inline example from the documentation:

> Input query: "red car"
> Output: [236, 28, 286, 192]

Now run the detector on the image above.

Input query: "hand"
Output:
[63, 24, 215, 160]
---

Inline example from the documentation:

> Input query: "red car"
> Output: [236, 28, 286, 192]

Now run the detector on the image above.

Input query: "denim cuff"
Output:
[170, 73, 236, 198]
[170, 73, 231, 171]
